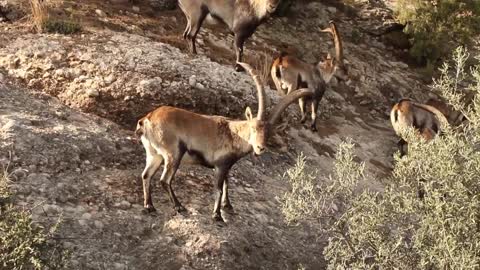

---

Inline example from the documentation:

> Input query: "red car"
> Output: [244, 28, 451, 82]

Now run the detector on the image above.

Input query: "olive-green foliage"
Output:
[43, 19, 81, 35]
[395, 0, 480, 65]
[280, 48, 480, 269]
[0, 163, 69, 270]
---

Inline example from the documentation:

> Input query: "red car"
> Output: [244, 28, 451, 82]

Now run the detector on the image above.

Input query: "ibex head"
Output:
[317, 53, 337, 83]
[238, 62, 268, 155]
[320, 20, 346, 79]
[238, 61, 314, 155]
[244, 107, 267, 155]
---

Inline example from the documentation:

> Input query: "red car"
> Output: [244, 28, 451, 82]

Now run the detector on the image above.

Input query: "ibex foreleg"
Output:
[221, 178, 233, 211]
[187, 10, 208, 54]
[212, 166, 230, 222]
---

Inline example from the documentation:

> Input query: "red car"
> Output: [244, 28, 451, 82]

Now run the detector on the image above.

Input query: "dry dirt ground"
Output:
[0, 0, 439, 269]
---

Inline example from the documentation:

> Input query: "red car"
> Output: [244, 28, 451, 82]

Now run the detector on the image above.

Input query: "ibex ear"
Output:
[245, 107, 253, 120]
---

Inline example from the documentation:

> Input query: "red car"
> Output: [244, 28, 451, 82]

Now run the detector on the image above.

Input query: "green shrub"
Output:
[280, 48, 480, 269]
[0, 162, 70, 270]
[395, 0, 480, 66]
[43, 19, 81, 35]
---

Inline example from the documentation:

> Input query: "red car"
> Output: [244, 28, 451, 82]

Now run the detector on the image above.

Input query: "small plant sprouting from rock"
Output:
[280, 48, 480, 269]
[0, 158, 70, 269]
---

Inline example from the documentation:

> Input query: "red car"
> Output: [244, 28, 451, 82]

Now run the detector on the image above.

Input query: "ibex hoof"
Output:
[234, 64, 245, 72]
[222, 203, 234, 213]
[310, 125, 317, 132]
[141, 206, 156, 214]
[300, 118, 307, 124]
[212, 213, 225, 223]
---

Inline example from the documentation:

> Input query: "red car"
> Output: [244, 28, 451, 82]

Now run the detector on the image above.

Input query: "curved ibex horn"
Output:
[237, 62, 266, 120]
[268, 88, 315, 126]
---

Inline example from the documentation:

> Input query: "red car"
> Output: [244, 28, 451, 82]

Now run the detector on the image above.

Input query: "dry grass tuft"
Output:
[248, 50, 274, 86]
[29, 0, 49, 33]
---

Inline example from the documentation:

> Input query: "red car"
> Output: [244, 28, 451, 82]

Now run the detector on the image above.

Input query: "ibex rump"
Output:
[390, 98, 449, 156]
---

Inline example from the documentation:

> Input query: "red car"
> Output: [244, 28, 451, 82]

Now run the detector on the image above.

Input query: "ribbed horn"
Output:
[321, 21, 343, 68]
[237, 62, 266, 120]
[268, 88, 315, 126]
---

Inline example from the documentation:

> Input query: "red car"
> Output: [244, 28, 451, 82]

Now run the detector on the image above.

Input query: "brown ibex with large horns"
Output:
[135, 62, 313, 222]
[390, 98, 449, 156]
[270, 21, 344, 131]
[178, 0, 281, 71]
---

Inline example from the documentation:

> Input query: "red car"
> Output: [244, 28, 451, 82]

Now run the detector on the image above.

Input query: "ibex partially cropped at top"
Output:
[270, 21, 344, 131]
[390, 98, 449, 156]
[135, 62, 313, 222]
[178, 0, 280, 71]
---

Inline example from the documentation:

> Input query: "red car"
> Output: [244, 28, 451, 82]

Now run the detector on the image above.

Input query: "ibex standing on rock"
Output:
[390, 99, 449, 156]
[270, 21, 344, 131]
[178, 0, 281, 71]
[135, 62, 313, 222]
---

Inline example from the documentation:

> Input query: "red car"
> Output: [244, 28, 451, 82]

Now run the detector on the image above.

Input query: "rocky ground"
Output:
[0, 0, 440, 269]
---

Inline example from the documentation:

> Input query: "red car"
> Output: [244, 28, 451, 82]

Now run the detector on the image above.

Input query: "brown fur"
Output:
[270, 21, 343, 131]
[425, 98, 465, 126]
[136, 62, 314, 222]
[179, 0, 280, 70]
[390, 99, 449, 156]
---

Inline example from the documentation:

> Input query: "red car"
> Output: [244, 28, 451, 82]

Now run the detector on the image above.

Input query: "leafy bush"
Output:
[0, 161, 70, 270]
[395, 0, 480, 65]
[280, 48, 480, 269]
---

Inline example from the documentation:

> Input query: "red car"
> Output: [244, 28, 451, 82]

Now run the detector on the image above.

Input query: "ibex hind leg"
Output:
[141, 154, 164, 214]
[221, 178, 234, 212]
[160, 154, 186, 213]
[182, 20, 191, 40]
[187, 10, 208, 54]
[310, 98, 320, 132]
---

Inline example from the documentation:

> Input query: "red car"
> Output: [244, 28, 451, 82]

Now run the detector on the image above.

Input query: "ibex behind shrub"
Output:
[178, 0, 280, 71]
[390, 98, 449, 156]
[135, 62, 313, 222]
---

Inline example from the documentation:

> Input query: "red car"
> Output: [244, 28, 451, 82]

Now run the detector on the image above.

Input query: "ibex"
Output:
[135, 62, 313, 222]
[390, 99, 449, 156]
[270, 21, 343, 131]
[178, 0, 280, 71]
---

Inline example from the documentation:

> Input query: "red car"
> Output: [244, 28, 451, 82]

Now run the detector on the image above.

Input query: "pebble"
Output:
[188, 75, 197, 87]
[132, 6, 140, 13]
[95, 9, 107, 17]
[86, 89, 99, 97]
[94, 220, 104, 229]
[81, 213, 92, 220]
